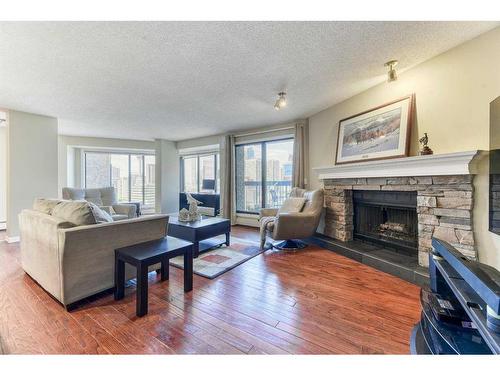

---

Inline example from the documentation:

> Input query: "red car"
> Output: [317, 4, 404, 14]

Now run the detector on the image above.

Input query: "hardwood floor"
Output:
[0, 226, 421, 354]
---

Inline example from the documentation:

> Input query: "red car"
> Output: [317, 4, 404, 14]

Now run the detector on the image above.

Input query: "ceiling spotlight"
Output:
[274, 92, 287, 110]
[384, 60, 399, 82]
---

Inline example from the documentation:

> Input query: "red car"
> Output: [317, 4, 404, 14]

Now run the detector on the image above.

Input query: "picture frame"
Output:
[335, 94, 415, 165]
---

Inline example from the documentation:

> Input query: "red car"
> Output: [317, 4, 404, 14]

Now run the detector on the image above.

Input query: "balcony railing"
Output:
[237, 180, 292, 213]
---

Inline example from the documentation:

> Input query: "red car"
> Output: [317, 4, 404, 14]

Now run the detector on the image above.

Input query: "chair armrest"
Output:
[259, 208, 278, 220]
[112, 203, 137, 218]
[273, 212, 319, 239]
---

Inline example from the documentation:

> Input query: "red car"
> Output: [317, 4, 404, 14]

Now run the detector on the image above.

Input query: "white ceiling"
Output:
[0, 21, 497, 141]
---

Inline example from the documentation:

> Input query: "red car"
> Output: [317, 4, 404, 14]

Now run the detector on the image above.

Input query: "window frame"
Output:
[235, 137, 294, 215]
[83, 149, 155, 208]
[180, 152, 219, 194]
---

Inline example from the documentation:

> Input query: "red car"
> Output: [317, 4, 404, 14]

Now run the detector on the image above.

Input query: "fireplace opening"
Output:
[353, 190, 418, 256]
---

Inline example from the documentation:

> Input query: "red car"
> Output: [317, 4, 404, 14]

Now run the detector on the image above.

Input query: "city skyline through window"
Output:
[181, 153, 220, 194]
[236, 138, 293, 213]
[84, 151, 156, 211]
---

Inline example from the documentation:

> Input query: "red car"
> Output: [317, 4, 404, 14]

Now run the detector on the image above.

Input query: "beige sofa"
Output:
[62, 187, 137, 221]
[19, 203, 168, 308]
[259, 187, 324, 249]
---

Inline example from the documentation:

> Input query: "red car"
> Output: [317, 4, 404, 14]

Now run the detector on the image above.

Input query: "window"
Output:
[84, 151, 156, 211]
[235, 138, 293, 214]
[180, 153, 219, 193]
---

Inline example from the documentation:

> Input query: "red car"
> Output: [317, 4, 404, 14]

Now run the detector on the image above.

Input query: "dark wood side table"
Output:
[114, 236, 193, 317]
[168, 215, 231, 258]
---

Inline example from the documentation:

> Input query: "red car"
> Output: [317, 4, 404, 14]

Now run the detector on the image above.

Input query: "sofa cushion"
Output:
[278, 197, 306, 215]
[51, 200, 97, 226]
[33, 198, 62, 215]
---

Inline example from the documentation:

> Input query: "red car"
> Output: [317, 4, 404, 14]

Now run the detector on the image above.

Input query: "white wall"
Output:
[155, 139, 179, 214]
[7, 110, 58, 238]
[0, 121, 6, 228]
[307, 27, 500, 269]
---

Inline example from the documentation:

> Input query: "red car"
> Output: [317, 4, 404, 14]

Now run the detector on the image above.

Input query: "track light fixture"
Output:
[274, 92, 287, 110]
[384, 60, 399, 82]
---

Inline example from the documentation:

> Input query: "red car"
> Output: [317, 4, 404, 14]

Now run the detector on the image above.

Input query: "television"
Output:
[490, 96, 500, 235]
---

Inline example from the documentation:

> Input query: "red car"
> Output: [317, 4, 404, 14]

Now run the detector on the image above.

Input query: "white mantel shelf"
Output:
[314, 151, 480, 180]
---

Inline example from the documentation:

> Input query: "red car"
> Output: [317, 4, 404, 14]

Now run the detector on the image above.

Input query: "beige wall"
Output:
[308, 27, 500, 269]
[155, 139, 179, 214]
[0, 122, 6, 227]
[7, 110, 58, 238]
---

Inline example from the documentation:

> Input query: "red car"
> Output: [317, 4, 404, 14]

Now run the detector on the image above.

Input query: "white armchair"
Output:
[62, 187, 138, 221]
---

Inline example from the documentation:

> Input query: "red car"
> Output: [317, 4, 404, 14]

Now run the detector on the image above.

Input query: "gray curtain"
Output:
[221, 134, 236, 224]
[292, 121, 308, 189]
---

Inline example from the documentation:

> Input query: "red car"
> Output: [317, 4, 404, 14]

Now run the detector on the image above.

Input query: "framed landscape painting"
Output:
[335, 95, 414, 164]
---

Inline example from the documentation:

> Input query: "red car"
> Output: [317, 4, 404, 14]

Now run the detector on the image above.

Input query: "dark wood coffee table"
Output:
[167, 215, 231, 258]
[114, 236, 193, 317]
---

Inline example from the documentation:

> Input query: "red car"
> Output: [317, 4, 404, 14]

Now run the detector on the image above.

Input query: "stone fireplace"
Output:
[314, 151, 479, 267]
[353, 190, 418, 255]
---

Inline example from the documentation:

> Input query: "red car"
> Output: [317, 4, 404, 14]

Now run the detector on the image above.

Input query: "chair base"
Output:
[273, 239, 308, 250]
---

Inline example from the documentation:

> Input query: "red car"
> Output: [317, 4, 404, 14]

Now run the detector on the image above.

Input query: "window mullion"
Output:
[197, 155, 201, 193]
[142, 155, 145, 205]
[128, 154, 131, 202]
[262, 142, 266, 209]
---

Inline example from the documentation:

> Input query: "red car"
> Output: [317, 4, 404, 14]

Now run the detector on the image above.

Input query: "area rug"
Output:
[169, 236, 266, 279]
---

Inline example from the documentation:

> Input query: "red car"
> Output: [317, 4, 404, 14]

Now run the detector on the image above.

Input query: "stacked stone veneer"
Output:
[323, 175, 476, 267]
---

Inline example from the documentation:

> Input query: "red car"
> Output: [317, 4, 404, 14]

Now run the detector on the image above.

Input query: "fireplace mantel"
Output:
[314, 151, 479, 180]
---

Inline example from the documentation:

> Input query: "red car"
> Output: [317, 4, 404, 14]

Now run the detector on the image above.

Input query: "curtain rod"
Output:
[234, 125, 295, 138]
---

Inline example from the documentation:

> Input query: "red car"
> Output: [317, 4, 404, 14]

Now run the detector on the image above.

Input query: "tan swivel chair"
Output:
[259, 187, 324, 250]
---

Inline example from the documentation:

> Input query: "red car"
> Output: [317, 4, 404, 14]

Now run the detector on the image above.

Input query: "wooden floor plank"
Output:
[0, 226, 421, 354]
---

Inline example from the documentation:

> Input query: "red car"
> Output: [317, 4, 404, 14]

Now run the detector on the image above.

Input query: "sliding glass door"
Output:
[235, 138, 293, 214]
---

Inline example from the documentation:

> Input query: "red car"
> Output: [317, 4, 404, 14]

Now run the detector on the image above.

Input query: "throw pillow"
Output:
[100, 205, 116, 215]
[88, 202, 114, 223]
[278, 197, 307, 215]
[51, 200, 97, 226]
[32, 198, 62, 215]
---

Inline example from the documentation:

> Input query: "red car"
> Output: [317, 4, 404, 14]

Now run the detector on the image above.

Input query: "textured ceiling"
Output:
[0, 21, 498, 141]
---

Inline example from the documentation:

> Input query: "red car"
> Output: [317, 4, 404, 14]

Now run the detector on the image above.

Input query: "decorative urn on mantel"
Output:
[313, 151, 480, 268]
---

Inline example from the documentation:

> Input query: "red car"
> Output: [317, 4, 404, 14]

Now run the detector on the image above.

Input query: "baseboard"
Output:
[0, 222, 6, 230]
[235, 215, 260, 228]
[6, 236, 20, 243]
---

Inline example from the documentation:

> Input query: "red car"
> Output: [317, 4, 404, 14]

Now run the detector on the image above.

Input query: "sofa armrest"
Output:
[57, 214, 169, 305]
[259, 208, 278, 220]
[19, 209, 75, 302]
[112, 203, 137, 218]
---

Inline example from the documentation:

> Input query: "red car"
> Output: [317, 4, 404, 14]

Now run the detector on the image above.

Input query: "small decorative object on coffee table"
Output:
[419, 132, 434, 155]
[178, 192, 204, 222]
[178, 208, 190, 222]
[168, 215, 231, 258]
[114, 236, 194, 317]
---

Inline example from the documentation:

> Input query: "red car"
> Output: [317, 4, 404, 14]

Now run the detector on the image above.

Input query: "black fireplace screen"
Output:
[353, 190, 418, 254]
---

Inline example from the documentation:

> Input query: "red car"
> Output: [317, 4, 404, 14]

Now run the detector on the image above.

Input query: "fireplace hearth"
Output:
[353, 190, 418, 255]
